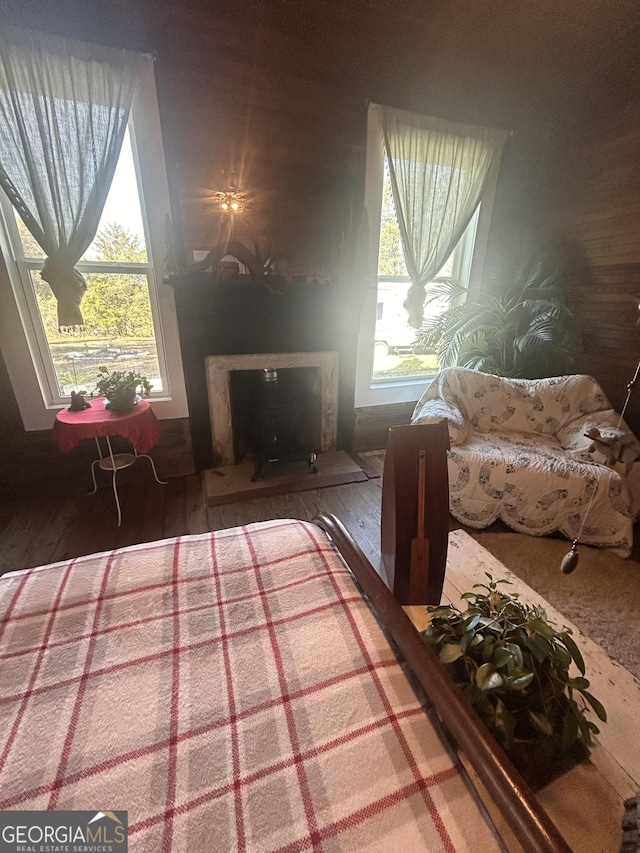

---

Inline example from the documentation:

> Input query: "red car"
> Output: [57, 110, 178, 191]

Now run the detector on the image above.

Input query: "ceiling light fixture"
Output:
[213, 189, 246, 213]
[211, 173, 247, 213]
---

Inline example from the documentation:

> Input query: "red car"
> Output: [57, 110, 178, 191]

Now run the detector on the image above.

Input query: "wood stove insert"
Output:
[205, 351, 339, 467]
[248, 368, 319, 480]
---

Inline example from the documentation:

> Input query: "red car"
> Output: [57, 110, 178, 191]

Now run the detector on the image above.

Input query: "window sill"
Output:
[355, 375, 434, 408]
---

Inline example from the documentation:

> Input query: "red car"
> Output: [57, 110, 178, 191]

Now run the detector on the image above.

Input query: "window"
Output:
[354, 105, 502, 408]
[0, 54, 187, 429]
[371, 158, 479, 383]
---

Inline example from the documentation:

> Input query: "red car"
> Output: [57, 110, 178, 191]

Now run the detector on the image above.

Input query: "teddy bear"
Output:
[68, 390, 91, 412]
[585, 426, 640, 468]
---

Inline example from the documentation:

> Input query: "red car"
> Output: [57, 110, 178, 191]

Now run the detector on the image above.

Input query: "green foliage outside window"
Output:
[15, 217, 160, 395]
[377, 177, 407, 277]
[21, 220, 155, 342]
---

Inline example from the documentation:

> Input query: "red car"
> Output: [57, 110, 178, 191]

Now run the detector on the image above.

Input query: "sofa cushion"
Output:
[558, 408, 624, 458]
[413, 368, 612, 439]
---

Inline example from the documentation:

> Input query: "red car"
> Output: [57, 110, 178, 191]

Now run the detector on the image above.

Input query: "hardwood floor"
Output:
[0, 451, 387, 576]
[6, 454, 640, 688]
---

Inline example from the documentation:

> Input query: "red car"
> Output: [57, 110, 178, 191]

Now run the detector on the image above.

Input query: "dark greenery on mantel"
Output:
[166, 239, 278, 290]
[166, 220, 370, 301]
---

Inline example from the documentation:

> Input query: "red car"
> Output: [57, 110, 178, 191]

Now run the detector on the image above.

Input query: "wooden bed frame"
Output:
[313, 511, 571, 853]
[380, 422, 450, 604]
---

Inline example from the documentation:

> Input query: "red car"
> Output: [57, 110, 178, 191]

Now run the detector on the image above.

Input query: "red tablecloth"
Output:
[53, 397, 161, 454]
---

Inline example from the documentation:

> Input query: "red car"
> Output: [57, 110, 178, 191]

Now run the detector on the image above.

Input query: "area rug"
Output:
[203, 451, 379, 506]
[346, 451, 640, 681]
[460, 520, 640, 680]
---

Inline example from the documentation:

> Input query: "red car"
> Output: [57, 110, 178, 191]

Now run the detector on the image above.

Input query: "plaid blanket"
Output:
[0, 519, 502, 852]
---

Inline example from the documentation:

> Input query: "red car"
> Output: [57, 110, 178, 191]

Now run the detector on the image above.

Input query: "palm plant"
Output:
[415, 255, 582, 379]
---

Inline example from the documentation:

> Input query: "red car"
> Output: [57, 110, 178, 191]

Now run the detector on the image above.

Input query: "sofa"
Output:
[411, 367, 640, 557]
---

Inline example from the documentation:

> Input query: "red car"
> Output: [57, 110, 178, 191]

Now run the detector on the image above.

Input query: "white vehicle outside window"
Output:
[372, 162, 478, 368]
[354, 104, 501, 408]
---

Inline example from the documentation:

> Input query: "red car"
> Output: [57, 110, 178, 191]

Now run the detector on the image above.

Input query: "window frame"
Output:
[354, 104, 501, 408]
[0, 54, 188, 430]
[371, 207, 479, 386]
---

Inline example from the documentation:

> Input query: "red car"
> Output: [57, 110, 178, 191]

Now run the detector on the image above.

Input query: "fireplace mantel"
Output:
[171, 275, 360, 471]
[205, 351, 339, 466]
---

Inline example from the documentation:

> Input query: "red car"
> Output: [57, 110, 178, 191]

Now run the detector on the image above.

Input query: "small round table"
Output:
[53, 397, 166, 526]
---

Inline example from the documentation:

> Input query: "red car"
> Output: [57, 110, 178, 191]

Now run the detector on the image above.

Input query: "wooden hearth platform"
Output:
[203, 451, 379, 506]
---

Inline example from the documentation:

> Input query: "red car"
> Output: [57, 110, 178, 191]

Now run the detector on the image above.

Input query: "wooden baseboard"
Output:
[352, 402, 416, 451]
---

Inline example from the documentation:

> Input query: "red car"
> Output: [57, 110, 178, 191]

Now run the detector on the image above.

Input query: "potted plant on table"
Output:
[94, 365, 152, 415]
[421, 574, 606, 790]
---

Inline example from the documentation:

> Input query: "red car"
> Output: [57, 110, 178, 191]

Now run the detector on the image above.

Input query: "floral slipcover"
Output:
[411, 367, 640, 557]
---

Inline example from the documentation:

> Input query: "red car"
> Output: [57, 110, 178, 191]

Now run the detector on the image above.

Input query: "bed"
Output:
[0, 514, 568, 852]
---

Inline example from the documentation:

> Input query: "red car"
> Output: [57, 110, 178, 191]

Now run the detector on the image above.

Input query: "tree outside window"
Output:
[5, 122, 166, 401]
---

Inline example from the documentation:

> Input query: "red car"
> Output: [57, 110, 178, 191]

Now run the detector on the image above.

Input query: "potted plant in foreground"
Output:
[94, 365, 152, 415]
[421, 574, 606, 790]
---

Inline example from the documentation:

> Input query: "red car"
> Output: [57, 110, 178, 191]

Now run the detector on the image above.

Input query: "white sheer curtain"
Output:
[374, 104, 508, 328]
[0, 27, 141, 328]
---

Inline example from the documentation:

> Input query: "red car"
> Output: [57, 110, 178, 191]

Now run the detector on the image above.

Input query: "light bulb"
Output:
[221, 201, 229, 211]
[231, 201, 239, 211]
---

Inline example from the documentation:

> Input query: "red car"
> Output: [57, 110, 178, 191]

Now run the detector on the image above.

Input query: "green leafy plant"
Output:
[415, 253, 581, 379]
[94, 365, 152, 414]
[422, 574, 606, 789]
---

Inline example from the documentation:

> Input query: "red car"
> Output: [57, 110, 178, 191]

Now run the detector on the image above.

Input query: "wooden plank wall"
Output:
[541, 94, 640, 433]
[546, 99, 640, 267]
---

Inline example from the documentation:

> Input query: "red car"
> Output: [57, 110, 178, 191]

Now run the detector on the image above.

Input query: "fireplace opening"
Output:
[205, 351, 338, 467]
[229, 367, 322, 478]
